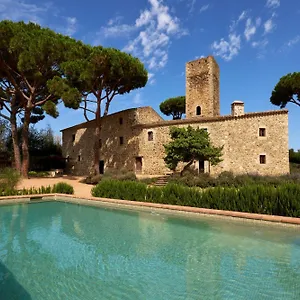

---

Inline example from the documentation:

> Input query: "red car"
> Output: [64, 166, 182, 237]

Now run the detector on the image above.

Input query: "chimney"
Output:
[231, 101, 244, 116]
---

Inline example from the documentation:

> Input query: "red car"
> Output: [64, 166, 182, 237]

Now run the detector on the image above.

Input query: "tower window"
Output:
[72, 134, 75, 142]
[196, 106, 201, 116]
[99, 139, 102, 148]
[120, 137, 124, 145]
[78, 155, 81, 162]
[259, 128, 266, 137]
[119, 117, 123, 125]
[148, 131, 153, 141]
[260, 155, 266, 164]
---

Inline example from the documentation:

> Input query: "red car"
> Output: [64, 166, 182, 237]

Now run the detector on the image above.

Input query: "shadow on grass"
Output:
[0, 261, 31, 299]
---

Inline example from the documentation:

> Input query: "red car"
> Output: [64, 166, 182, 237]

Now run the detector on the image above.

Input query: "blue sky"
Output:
[1, 0, 299, 148]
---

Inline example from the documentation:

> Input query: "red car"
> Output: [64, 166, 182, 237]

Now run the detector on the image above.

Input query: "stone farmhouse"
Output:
[61, 56, 289, 176]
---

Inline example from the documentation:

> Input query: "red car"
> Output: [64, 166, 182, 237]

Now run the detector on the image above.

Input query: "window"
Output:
[72, 134, 75, 142]
[120, 137, 124, 145]
[202, 128, 207, 132]
[196, 106, 201, 116]
[260, 155, 266, 164]
[119, 117, 123, 125]
[78, 155, 81, 162]
[66, 155, 70, 163]
[259, 128, 266, 137]
[148, 131, 153, 141]
[99, 139, 102, 148]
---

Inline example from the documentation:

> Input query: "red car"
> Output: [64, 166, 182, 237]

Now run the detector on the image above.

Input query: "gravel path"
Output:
[18, 176, 92, 198]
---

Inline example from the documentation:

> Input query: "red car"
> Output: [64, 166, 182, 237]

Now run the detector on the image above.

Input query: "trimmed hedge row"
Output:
[168, 171, 300, 188]
[91, 180, 300, 218]
[0, 182, 74, 196]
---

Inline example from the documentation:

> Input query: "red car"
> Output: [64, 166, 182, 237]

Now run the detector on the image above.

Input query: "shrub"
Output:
[91, 180, 300, 218]
[0, 184, 73, 196]
[28, 171, 50, 178]
[103, 169, 137, 181]
[139, 177, 158, 185]
[0, 168, 21, 191]
[82, 175, 102, 185]
[51, 182, 74, 194]
[92, 179, 146, 201]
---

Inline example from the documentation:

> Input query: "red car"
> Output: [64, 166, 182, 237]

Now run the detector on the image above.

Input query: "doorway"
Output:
[199, 160, 205, 173]
[99, 160, 104, 174]
[135, 157, 143, 174]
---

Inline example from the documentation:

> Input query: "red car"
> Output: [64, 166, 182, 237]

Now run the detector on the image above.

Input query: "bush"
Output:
[92, 179, 146, 201]
[28, 171, 50, 178]
[82, 169, 137, 185]
[82, 175, 102, 185]
[51, 182, 74, 194]
[169, 172, 300, 189]
[139, 177, 158, 185]
[103, 169, 137, 182]
[0, 183, 74, 196]
[0, 168, 21, 191]
[91, 180, 300, 218]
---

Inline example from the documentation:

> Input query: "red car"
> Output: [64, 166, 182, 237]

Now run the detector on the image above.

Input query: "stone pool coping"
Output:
[0, 193, 300, 226]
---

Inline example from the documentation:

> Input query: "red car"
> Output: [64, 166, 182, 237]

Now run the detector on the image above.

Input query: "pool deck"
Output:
[1, 193, 300, 226]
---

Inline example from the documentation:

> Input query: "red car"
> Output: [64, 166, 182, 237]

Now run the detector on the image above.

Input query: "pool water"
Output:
[0, 201, 299, 299]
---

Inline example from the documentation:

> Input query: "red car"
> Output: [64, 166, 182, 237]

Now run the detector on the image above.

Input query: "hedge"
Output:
[0, 182, 74, 196]
[91, 180, 300, 218]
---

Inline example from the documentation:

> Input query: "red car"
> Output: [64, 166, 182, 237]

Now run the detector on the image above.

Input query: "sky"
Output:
[0, 0, 299, 148]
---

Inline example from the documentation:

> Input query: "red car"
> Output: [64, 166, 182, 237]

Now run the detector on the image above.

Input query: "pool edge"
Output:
[0, 193, 299, 226]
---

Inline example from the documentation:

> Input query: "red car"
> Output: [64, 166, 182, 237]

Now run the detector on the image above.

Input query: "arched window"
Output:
[196, 106, 201, 116]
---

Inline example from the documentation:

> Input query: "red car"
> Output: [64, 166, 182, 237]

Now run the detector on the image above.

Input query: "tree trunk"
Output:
[21, 108, 31, 178]
[180, 160, 194, 176]
[92, 101, 101, 175]
[10, 114, 21, 173]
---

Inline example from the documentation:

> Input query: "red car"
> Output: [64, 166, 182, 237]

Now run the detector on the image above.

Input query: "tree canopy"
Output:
[164, 126, 223, 174]
[60, 46, 148, 174]
[270, 72, 300, 108]
[0, 20, 148, 176]
[159, 96, 185, 120]
[0, 20, 85, 176]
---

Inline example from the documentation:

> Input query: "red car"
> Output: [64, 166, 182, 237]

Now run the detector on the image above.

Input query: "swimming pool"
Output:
[0, 201, 299, 299]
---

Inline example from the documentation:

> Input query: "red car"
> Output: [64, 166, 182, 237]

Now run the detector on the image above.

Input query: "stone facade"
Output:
[61, 56, 289, 177]
[186, 56, 220, 118]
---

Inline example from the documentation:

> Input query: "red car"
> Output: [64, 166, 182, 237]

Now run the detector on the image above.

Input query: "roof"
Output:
[133, 109, 288, 129]
[60, 106, 163, 132]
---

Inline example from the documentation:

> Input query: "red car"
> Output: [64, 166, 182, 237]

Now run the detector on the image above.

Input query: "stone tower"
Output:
[185, 56, 220, 118]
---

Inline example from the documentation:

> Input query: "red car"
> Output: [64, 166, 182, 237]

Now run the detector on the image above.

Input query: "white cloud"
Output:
[187, 0, 196, 14]
[148, 72, 155, 85]
[100, 15, 136, 38]
[266, 0, 280, 9]
[211, 33, 241, 61]
[133, 92, 143, 105]
[0, 0, 51, 23]
[230, 10, 247, 32]
[244, 18, 258, 41]
[280, 35, 300, 52]
[264, 18, 275, 34]
[252, 39, 268, 48]
[199, 4, 209, 13]
[123, 0, 187, 73]
[65, 17, 77, 36]
[287, 35, 300, 47]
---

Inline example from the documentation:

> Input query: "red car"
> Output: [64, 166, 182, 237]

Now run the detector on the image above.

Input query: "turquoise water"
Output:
[0, 202, 299, 299]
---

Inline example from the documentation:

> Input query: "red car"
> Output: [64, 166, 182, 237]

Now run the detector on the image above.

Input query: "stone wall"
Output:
[61, 107, 161, 175]
[186, 56, 220, 119]
[135, 110, 289, 176]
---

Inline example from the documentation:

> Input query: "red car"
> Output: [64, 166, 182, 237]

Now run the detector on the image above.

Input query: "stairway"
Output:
[153, 175, 170, 187]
